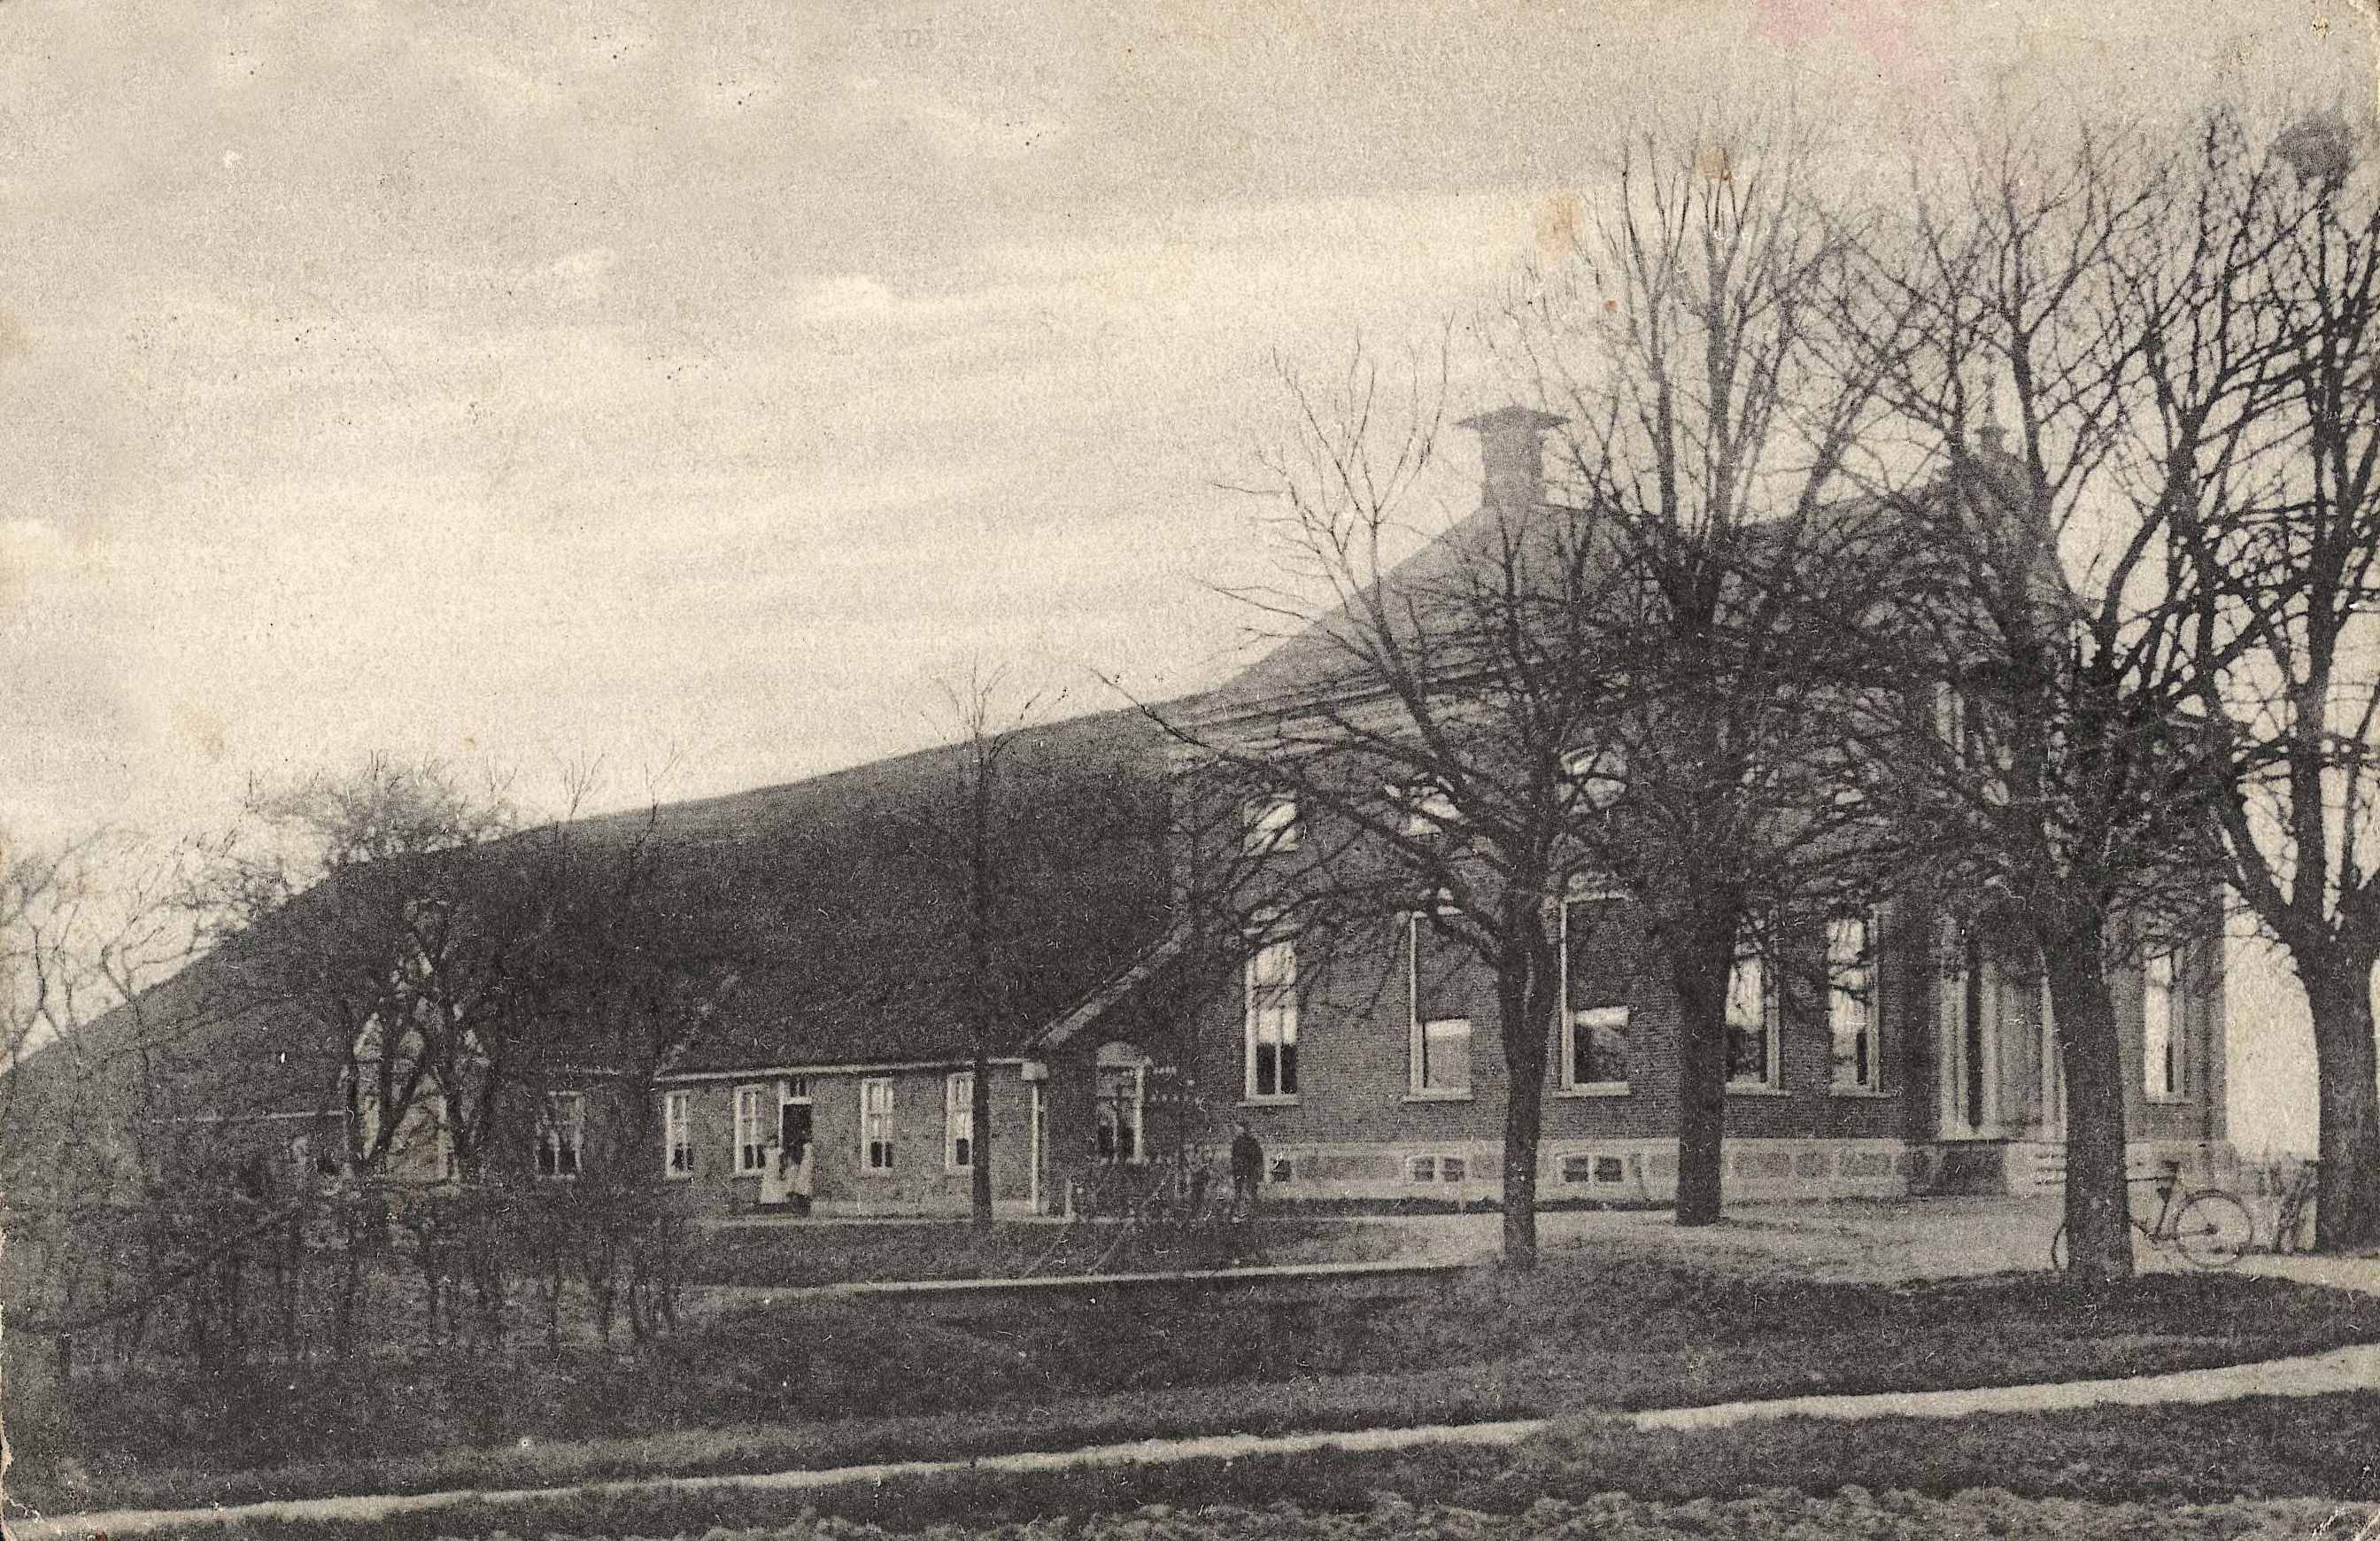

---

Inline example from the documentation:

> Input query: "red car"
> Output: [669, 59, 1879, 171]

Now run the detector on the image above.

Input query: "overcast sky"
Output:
[2, 0, 2368, 1145]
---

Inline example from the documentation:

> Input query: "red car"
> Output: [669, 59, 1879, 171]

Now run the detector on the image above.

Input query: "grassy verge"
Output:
[12, 1251, 2380, 1517]
[69, 1393, 2380, 1540]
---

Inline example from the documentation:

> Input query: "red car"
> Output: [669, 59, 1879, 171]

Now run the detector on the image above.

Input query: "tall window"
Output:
[537, 1092, 585, 1179]
[2143, 949, 2181, 1101]
[663, 1089, 694, 1177]
[944, 1073, 973, 1170]
[734, 1084, 770, 1173]
[1726, 933, 1778, 1089]
[862, 1078, 896, 1171]
[1408, 913, 1472, 1096]
[1828, 912, 1881, 1092]
[1243, 794, 1300, 854]
[1245, 930, 1300, 1099]
[1561, 894, 1632, 1089]
[1095, 1044, 1147, 1163]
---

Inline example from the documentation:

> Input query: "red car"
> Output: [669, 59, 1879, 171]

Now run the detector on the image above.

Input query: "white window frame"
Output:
[1828, 911, 1882, 1094]
[1244, 926, 1300, 1103]
[2143, 949, 2182, 1102]
[945, 1072, 974, 1172]
[1242, 793, 1301, 854]
[663, 1088, 694, 1179]
[1558, 894, 1631, 1094]
[1561, 746, 1628, 810]
[1407, 1153, 1438, 1183]
[861, 1077, 896, 1172]
[1407, 912, 1473, 1099]
[734, 1083, 771, 1173]
[537, 1091, 585, 1180]
[1725, 933, 1781, 1093]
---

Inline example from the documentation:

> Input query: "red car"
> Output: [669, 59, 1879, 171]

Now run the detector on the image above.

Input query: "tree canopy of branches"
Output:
[1170, 127, 1912, 1263]
[2181, 110, 2380, 1251]
[1841, 117, 2289, 1282]
[193, 756, 729, 1185]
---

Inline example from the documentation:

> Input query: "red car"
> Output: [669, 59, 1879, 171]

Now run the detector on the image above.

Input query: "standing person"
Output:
[1228, 1121, 1265, 1220]
[788, 1128, 815, 1215]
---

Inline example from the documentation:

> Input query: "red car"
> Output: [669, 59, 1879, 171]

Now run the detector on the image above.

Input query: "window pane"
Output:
[1726, 949, 1773, 1086]
[1828, 915, 1876, 1090]
[1562, 897, 1639, 1087]
[2144, 951, 2177, 1098]
[1247, 934, 1299, 1097]
[1420, 1018, 1472, 1093]
[1571, 1006, 1630, 1086]
[1244, 794, 1299, 852]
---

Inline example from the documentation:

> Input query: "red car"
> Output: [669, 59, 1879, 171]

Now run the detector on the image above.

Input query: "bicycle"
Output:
[2050, 1173, 2254, 1271]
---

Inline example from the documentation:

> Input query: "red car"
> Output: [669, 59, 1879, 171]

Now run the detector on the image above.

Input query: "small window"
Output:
[944, 1072, 974, 1171]
[1243, 794, 1300, 854]
[734, 1084, 771, 1173]
[1562, 746, 1627, 810]
[1726, 934, 1779, 1089]
[1560, 1154, 1596, 1183]
[2143, 950, 2181, 1101]
[1245, 931, 1300, 1100]
[1594, 1155, 1626, 1186]
[1394, 778, 1460, 837]
[1408, 1154, 1438, 1183]
[1440, 1155, 1466, 1183]
[1828, 912, 1882, 1092]
[664, 1089, 694, 1178]
[537, 1092, 585, 1180]
[862, 1078, 895, 1172]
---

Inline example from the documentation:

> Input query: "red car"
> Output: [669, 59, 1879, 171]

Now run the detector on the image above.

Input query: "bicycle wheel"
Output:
[2173, 1190, 2253, 1268]
[2049, 1223, 2067, 1272]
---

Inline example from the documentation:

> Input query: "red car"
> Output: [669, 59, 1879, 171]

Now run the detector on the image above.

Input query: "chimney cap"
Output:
[1457, 405, 1567, 434]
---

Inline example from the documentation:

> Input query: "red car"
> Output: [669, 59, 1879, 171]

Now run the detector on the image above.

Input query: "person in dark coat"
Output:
[1228, 1121, 1264, 1219]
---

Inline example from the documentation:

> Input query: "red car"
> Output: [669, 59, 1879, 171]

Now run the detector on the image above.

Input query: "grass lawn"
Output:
[12, 1232, 2380, 1521]
[65, 1392, 2380, 1539]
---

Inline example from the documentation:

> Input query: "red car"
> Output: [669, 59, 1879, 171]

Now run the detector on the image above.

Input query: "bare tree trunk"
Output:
[2046, 943, 2134, 1284]
[1672, 927, 1733, 1227]
[1495, 917, 1557, 1269]
[2304, 954, 2380, 1252]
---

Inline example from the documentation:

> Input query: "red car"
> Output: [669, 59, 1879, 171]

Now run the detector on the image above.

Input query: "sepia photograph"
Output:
[6, 2, 2380, 1537]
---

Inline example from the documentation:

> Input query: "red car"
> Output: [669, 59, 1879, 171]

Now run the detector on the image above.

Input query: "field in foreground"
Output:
[50, 1390, 2380, 1540]
[10, 1231, 2380, 1521]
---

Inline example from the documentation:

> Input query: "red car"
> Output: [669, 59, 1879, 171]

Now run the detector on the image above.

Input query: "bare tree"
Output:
[1503, 124, 1911, 1226]
[1168, 121, 1905, 1260]
[904, 667, 1053, 1227]
[2185, 110, 2380, 1251]
[1, 832, 212, 1380]
[1844, 118, 2277, 1283]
